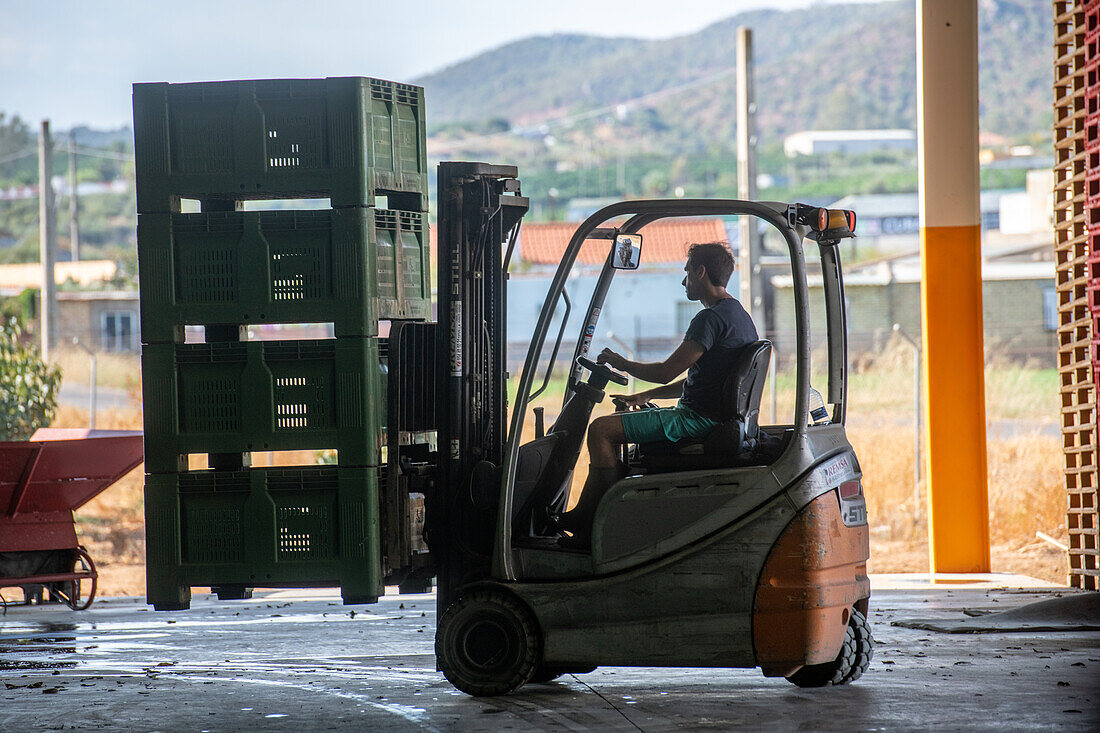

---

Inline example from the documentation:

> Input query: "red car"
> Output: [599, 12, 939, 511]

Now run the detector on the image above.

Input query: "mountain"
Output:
[416, 0, 1052, 148]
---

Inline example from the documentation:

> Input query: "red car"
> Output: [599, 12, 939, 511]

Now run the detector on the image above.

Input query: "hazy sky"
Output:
[1, 0, 878, 129]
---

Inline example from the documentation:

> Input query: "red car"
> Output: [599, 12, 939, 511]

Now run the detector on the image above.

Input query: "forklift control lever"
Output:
[576, 356, 629, 387]
[533, 407, 545, 438]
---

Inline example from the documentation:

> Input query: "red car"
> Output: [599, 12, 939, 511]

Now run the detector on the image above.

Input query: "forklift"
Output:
[386, 162, 871, 696]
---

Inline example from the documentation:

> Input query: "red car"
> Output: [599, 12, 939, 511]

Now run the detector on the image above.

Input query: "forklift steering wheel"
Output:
[577, 356, 629, 386]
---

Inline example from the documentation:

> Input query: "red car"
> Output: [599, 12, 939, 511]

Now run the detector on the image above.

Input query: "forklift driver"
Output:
[556, 242, 758, 548]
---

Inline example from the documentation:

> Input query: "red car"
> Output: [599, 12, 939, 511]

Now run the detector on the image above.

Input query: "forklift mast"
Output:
[388, 163, 526, 608]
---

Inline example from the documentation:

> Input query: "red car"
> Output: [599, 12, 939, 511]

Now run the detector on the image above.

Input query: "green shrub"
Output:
[0, 315, 61, 440]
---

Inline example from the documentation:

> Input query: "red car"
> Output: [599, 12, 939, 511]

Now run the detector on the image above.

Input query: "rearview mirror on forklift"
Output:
[612, 234, 642, 270]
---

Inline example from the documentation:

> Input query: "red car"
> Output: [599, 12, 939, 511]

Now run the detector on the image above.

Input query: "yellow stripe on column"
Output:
[920, 223, 990, 573]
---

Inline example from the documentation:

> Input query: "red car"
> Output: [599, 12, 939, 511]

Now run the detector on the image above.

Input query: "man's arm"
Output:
[597, 340, 705, 385]
[612, 378, 686, 408]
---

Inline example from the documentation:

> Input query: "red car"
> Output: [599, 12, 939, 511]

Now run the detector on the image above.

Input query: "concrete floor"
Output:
[1, 576, 1097, 731]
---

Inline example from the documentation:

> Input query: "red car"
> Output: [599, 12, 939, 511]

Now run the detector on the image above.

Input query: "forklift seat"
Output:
[638, 340, 771, 472]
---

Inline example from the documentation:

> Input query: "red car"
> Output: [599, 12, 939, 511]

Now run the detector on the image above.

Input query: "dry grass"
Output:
[855, 423, 1068, 584]
[51, 345, 142, 392]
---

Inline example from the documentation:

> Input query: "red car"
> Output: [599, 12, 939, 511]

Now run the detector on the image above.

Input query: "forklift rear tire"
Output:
[436, 589, 542, 696]
[785, 608, 873, 688]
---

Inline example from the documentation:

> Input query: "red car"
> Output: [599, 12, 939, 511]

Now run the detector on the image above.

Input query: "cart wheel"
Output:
[527, 664, 597, 684]
[436, 589, 542, 696]
[785, 608, 873, 687]
[52, 548, 98, 611]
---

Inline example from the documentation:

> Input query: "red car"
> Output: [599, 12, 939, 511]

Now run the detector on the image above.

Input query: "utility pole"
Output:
[38, 120, 57, 362]
[736, 26, 765, 331]
[68, 131, 80, 262]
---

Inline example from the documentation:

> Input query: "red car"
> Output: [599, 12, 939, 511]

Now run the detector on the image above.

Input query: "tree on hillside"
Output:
[0, 113, 38, 186]
[0, 313, 61, 440]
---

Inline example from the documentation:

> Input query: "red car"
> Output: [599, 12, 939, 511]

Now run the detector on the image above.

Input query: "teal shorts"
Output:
[620, 402, 717, 444]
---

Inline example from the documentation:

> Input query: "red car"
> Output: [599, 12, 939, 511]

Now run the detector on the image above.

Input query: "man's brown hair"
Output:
[687, 242, 735, 287]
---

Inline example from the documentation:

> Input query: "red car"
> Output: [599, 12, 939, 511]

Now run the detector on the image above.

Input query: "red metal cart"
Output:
[0, 428, 143, 610]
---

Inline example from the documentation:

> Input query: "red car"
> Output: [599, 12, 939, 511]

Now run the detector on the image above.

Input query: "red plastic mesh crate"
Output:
[1085, 1, 1100, 47]
[1087, 232, 1100, 270]
[1087, 279, 1100, 312]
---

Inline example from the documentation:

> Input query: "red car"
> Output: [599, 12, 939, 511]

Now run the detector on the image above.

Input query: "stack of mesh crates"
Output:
[1083, 0, 1100, 589]
[134, 77, 429, 609]
[1055, 0, 1100, 591]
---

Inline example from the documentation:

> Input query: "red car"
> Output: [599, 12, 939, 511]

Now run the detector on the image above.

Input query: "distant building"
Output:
[0, 260, 119, 290]
[440, 218, 734, 368]
[998, 170, 1055, 235]
[564, 198, 624, 222]
[0, 261, 138, 353]
[56, 290, 140, 353]
[770, 248, 1055, 365]
[783, 129, 916, 157]
[826, 189, 1018, 241]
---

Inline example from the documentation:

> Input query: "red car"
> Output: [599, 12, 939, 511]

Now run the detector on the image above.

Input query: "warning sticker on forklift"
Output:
[579, 307, 601, 358]
[822, 453, 853, 484]
[450, 303, 462, 376]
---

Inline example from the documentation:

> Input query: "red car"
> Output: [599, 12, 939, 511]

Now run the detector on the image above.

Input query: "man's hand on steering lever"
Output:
[610, 393, 650, 410]
[596, 340, 705, 385]
[596, 347, 628, 371]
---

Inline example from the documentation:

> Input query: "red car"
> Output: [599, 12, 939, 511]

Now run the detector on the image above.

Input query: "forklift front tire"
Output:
[785, 608, 873, 688]
[436, 589, 542, 696]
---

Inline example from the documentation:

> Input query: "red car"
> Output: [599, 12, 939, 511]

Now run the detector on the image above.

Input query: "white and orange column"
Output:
[917, 0, 990, 573]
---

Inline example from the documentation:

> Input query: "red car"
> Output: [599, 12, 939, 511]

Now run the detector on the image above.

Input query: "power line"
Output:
[0, 143, 134, 169]
[0, 148, 37, 165]
[68, 145, 134, 162]
[432, 64, 740, 152]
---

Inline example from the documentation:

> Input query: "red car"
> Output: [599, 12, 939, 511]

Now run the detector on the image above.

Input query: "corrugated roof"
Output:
[427, 217, 728, 267]
[517, 218, 728, 265]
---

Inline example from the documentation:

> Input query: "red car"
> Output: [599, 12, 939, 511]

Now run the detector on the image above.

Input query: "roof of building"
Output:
[56, 290, 139, 301]
[517, 218, 728, 266]
[0, 260, 118, 290]
[428, 217, 728, 267]
[785, 129, 916, 143]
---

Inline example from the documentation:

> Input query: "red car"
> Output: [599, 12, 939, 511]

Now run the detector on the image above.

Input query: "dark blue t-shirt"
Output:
[680, 297, 758, 420]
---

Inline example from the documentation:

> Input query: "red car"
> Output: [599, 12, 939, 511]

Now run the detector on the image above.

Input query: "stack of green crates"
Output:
[134, 77, 428, 610]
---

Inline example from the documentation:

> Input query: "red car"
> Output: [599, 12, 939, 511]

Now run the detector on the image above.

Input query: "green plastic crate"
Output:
[144, 465, 382, 609]
[133, 77, 427, 213]
[142, 338, 384, 473]
[137, 207, 430, 343]
[373, 209, 431, 322]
